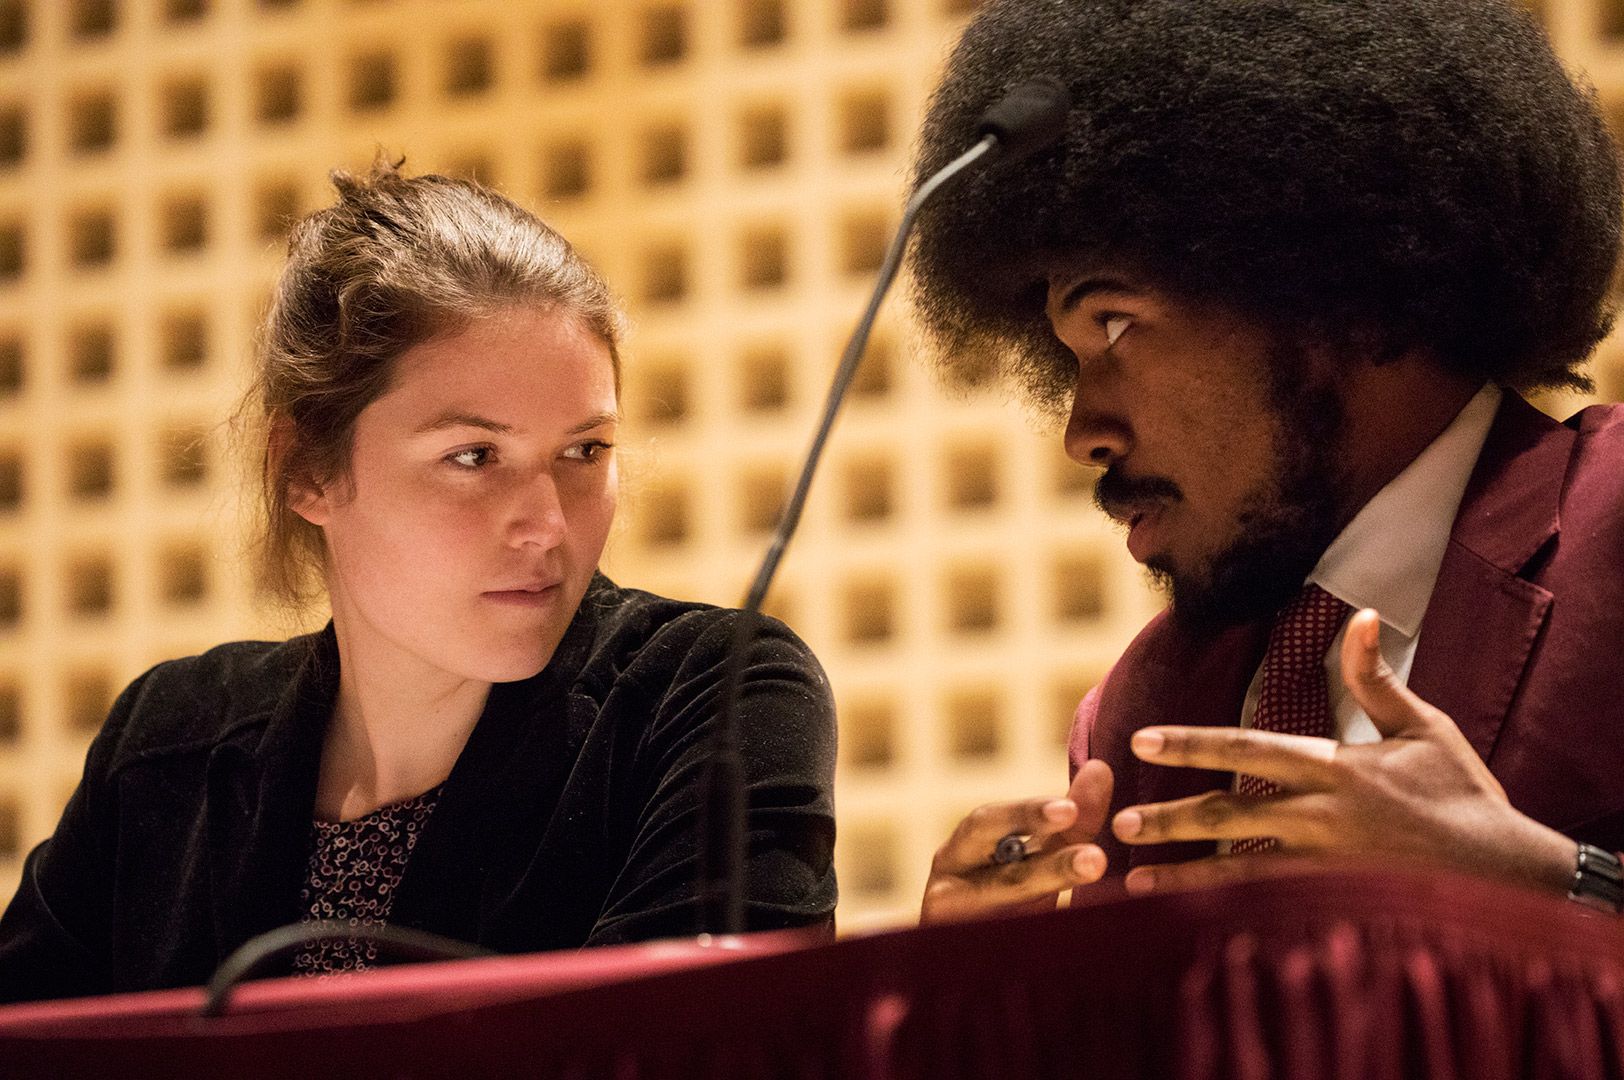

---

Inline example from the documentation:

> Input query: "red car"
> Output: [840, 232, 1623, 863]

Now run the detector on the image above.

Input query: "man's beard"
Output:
[1102, 363, 1348, 634]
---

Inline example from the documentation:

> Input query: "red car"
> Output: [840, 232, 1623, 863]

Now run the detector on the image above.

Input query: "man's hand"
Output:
[1110, 608, 1576, 897]
[920, 759, 1114, 923]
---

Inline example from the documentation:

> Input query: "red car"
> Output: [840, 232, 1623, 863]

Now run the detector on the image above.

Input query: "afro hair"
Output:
[909, 0, 1622, 411]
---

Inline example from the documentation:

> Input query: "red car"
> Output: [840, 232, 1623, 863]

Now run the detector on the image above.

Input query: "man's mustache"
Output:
[1094, 467, 1182, 520]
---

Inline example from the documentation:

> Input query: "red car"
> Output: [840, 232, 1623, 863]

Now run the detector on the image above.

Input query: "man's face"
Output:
[1046, 269, 1346, 630]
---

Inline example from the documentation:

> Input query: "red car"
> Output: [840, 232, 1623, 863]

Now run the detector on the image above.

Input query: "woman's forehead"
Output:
[369, 310, 618, 427]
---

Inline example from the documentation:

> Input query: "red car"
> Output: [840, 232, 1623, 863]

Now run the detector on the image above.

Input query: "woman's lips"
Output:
[482, 585, 561, 607]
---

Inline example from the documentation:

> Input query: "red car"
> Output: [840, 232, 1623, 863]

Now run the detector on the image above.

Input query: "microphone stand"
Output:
[697, 78, 1072, 936]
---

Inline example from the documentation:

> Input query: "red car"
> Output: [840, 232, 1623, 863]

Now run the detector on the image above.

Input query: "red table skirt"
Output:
[4, 864, 1623, 1079]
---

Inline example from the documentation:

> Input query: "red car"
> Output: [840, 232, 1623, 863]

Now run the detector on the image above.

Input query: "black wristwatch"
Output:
[1568, 843, 1624, 913]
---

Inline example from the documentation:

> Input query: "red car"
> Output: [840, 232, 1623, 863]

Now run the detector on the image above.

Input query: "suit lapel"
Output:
[1118, 618, 1271, 868]
[1409, 394, 1569, 763]
[204, 628, 336, 966]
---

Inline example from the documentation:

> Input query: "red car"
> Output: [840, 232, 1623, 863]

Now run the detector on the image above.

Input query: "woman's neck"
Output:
[313, 621, 492, 822]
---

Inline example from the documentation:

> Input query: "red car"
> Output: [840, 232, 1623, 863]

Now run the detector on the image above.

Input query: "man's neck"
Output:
[1331, 353, 1484, 530]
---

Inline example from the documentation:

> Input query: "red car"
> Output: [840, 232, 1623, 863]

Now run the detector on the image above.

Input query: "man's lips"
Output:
[1099, 496, 1171, 528]
[1121, 503, 1173, 563]
[1095, 468, 1182, 562]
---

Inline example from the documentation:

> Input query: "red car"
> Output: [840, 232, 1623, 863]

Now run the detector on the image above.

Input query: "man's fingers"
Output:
[1339, 607, 1444, 740]
[935, 796, 1082, 875]
[1112, 790, 1332, 846]
[1340, 607, 1508, 800]
[1128, 726, 1341, 790]
[921, 844, 1106, 923]
[1122, 853, 1309, 896]
[1057, 759, 1114, 847]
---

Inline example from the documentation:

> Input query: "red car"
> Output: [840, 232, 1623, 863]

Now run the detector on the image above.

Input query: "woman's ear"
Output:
[270, 415, 332, 527]
[288, 478, 331, 527]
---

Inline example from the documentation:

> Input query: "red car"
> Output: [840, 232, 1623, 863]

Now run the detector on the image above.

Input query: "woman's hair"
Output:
[242, 160, 626, 610]
[909, 0, 1623, 413]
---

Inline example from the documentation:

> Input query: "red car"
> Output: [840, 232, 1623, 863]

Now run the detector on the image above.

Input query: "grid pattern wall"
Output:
[0, 0, 1615, 934]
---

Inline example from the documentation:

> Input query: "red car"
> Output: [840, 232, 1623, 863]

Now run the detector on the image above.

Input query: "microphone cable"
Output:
[201, 920, 494, 1017]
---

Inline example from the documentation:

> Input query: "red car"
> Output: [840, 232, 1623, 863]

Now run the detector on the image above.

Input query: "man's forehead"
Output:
[1042, 257, 1157, 316]
[1043, 256, 1253, 315]
[1042, 254, 1151, 291]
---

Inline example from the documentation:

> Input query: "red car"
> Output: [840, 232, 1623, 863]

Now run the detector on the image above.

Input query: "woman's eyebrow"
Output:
[413, 410, 620, 436]
[412, 409, 620, 435]
[567, 411, 621, 435]
[413, 411, 513, 436]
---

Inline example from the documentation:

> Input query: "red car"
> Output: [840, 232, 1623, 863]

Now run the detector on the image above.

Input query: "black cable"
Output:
[200, 920, 495, 1018]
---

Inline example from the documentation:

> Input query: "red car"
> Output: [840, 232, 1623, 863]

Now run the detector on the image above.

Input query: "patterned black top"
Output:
[292, 785, 444, 976]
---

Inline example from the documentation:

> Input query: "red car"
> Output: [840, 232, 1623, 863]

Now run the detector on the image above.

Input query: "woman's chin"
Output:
[458, 637, 559, 684]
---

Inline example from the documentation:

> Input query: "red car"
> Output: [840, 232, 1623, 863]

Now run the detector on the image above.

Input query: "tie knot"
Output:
[1266, 583, 1353, 666]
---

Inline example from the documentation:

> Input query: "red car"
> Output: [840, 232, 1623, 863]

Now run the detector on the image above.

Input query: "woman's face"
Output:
[293, 305, 619, 686]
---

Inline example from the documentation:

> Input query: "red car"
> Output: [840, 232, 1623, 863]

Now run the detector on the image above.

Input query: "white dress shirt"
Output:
[1237, 383, 1503, 743]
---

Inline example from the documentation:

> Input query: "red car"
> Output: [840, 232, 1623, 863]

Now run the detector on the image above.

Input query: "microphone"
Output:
[697, 78, 1074, 936]
[976, 76, 1071, 164]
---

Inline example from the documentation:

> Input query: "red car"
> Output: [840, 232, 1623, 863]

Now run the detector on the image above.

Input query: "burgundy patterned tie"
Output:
[1230, 583, 1352, 855]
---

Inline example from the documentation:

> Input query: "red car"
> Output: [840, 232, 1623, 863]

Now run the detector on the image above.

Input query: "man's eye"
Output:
[447, 447, 492, 469]
[1103, 315, 1132, 346]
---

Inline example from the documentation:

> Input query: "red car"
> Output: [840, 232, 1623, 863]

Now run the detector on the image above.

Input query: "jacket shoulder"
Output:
[1566, 400, 1624, 438]
[1558, 402, 1624, 524]
[1093, 610, 1182, 705]
[572, 578, 824, 695]
[99, 634, 320, 767]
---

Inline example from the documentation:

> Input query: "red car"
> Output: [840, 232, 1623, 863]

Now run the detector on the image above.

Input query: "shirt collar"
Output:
[1309, 383, 1502, 638]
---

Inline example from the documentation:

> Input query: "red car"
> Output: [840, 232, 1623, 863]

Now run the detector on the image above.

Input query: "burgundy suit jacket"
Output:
[1071, 393, 1624, 874]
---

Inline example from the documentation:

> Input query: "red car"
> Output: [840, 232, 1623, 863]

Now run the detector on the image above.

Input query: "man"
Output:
[911, 0, 1624, 920]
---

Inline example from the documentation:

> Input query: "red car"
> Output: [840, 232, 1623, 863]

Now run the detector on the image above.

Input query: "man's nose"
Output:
[1063, 375, 1131, 467]
[1046, 285, 1131, 468]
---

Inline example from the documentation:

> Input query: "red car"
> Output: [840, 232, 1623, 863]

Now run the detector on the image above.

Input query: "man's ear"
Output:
[270, 416, 332, 527]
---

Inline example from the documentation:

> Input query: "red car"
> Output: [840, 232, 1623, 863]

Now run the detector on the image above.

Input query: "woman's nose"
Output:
[508, 473, 568, 548]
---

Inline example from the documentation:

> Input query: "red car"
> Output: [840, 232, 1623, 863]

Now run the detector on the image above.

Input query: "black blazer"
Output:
[0, 575, 837, 1004]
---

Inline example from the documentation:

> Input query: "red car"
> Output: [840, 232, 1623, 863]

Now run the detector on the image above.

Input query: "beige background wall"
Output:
[0, 0, 1615, 935]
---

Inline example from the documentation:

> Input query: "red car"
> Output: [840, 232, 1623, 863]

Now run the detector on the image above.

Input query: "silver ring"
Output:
[991, 833, 1031, 866]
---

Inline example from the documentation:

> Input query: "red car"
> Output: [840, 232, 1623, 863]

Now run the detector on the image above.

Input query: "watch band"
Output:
[1568, 843, 1624, 913]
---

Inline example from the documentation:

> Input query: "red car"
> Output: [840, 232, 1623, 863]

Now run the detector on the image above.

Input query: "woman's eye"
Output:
[1103, 315, 1132, 346]
[447, 447, 492, 469]
[565, 440, 614, 463]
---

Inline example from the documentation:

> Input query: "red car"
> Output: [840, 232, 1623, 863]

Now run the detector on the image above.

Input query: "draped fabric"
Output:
[883, 868, 1624, 1080]
[4, 866, 1624, 1079]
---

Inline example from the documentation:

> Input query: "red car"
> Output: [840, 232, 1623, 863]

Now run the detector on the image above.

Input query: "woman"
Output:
[0, 164, 837, 1003]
